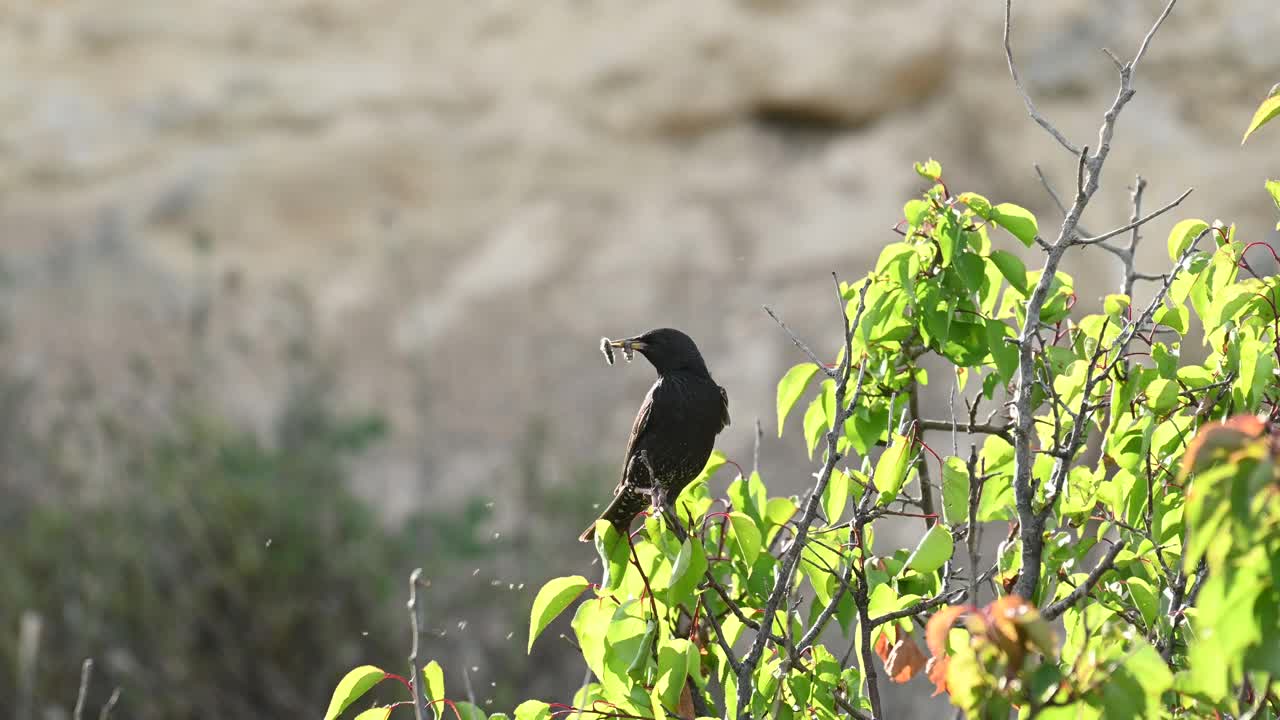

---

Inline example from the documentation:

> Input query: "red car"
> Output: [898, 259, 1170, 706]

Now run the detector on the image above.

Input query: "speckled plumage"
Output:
[580, 329, 729, 542]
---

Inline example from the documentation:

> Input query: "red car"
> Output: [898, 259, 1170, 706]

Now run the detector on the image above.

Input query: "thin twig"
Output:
[1077, 187, 1193, 245]
[738, 285, 869, 719]
[74, 659, 93, 720]
[1042, 540, 1126, 619]
[1004, 0, 1081, 155]
[1006, 0, 1180, 603]
[408, 569, 432, 720]
[98, 688, 121, 720]
[1122, 176, 1149, 297]
[763, 305, 835, 378]
[916, 418, 1014, 445]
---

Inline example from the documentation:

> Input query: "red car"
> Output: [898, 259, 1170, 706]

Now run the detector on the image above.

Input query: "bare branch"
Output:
[1034, 164, 1071, 219]
[1078, 187, 1192, 245]
[74, 659, 93, 720]
[1121, 175, 1150, 297]
[1003, 0, 1081, 155]
[740, 285, 870, 719]
[408, 569, 432, 720]
[869, 565, 999, 626]
[916, 418, 1014, 445]
[1007, 0, 1182, 603]
[764, 305, 835, 378]
[1043, 540, 1126, 619]
[98, 688, 121, 720]
[1133, 0, 1179, 68]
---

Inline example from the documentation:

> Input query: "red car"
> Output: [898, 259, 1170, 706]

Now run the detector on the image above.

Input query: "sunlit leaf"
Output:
[667, 537, 708, 605]
[423, 661, 445, 707]
[988, 250, 1029, 295]
[727, 511, 763, 566]
[991, 203, 1038, 247]
[514, 700, 552, 720]
[776, 363, 821, 437]
[941, 457, 970, 526]
[875, 431, 915, 506]
[528, 576, 590, 653]
[1166, 218, 1208, 262]
[1241, 83, 1280, 144]
[823, 467, 851, 524]
[324, 666, 386, 720]
[905, 524, 954, 574]
[915, 158, 943, 180]
[594, 521, 631, 592]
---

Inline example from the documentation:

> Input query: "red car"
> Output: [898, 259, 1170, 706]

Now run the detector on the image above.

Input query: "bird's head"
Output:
[609, 328, 710, 376]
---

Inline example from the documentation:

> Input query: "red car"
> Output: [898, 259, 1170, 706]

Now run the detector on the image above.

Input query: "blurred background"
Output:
[1, 0, 1277, 717]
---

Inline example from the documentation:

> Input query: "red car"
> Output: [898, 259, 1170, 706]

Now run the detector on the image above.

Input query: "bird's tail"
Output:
[579, 485, 649, 542]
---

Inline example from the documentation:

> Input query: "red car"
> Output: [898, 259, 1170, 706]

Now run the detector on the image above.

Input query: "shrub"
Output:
[325, 3, 1280, 718]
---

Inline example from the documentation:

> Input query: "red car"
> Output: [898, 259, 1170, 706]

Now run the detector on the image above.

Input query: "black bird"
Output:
[580, 328, 730, 542]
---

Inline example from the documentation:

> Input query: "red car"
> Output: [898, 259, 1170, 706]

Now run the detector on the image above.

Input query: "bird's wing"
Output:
[719, 385, 731, 430]
[615, 380, 658, 490]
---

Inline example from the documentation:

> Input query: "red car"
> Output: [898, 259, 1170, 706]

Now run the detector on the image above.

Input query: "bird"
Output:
[580, 328, 730, 542]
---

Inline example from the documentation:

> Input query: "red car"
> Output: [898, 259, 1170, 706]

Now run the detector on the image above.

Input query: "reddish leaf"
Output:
[926, 655, 949, 697]
[925, 604, 972, 658]
[1181, 415, 1268, 478]
[884, 633, 928, 683]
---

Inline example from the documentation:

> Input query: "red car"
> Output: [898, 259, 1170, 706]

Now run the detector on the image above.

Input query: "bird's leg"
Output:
[636, 450, 668, 514]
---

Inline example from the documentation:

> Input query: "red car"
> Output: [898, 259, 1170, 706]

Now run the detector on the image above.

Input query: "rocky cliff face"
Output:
[2, 0, 1277, 510]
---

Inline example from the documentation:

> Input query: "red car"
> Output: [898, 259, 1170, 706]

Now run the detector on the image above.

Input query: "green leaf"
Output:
[765, 497, 797, 543]
[915, 158, 942, 180]
[1144, 378, 1179, 412]
[514, 700, 552, 720]
[1104, 293, 1130, 317]
[1153, 304, 1188, 335]
[654, 639, 694, 710]
[423, 660, 445, 707]
[324, 666, 386, 720]
[802, 383, 831, 459]
[571, 596, 613, 682]
[667, 536, 708, 604]
[822, 467, 851, 524]
[904, 199, 930, 226]
[594, 521, 631, 592]
[991, 203, 1039, 247]
[986, 319, 1018, 383]
[1126, 577, 1159, 628]
[776, 363, 821, 436]
[1166, 218, 1208, 262]
[959, 192, 992, 219]
[528, 575, 590, 653]
[988, 250, 1029, 294]
[875, 431, 914, 506]
[904, 524, 954, 573]
[1265, 179, 1280, 230]
[455, 703, 488, 720]
[728, 511, 762, 566]
[941, 456, 970, 526]
[352, 709, 392, 720]
[1241, 83, 1280, 144]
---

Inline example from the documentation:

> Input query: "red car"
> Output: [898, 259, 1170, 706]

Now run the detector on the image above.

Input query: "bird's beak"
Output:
[609, 338, 648, 351]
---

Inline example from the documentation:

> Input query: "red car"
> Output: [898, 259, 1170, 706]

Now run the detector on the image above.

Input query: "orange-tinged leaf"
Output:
[926, 655, 949, 696]
[884, 634, 929, 683]
[874, 627, 893, 663]
[926, 605, 972, 657]
[1180, 415, 1269, 479]
[676, 683, 696, 720]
